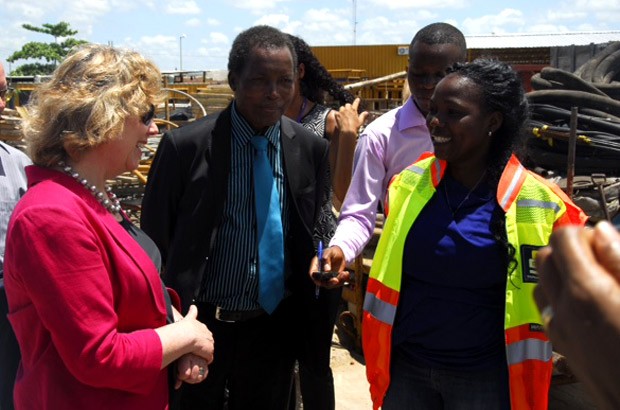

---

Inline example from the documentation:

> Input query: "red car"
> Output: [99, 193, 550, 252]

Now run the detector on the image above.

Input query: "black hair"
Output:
[447, 58, 529, 275]
[287, 34, 354, 106]
[447, 58, 528, 184]
[411, 22, 467, 60]
[228, 25, 297, 77]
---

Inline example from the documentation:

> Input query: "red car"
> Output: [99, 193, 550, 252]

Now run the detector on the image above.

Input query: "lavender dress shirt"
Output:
[329, 97, 434, 263]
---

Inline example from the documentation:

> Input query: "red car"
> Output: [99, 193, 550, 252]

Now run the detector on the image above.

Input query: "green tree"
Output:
[7, 22, 88, 76]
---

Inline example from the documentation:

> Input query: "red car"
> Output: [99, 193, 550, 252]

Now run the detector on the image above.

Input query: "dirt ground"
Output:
[329, 328, 599, 410]
[331, 329, 372, 409]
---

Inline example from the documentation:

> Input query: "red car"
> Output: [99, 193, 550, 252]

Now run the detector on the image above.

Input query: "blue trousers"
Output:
[382, 353, 511, 410]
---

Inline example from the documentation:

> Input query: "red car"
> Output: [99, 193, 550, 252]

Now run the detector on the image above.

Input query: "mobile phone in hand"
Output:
[311, 271, 339, 282]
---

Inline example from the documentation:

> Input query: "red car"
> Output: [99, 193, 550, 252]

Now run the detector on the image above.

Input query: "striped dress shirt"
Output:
[198, 103, 289, 310]
[0, 141, 30, 278]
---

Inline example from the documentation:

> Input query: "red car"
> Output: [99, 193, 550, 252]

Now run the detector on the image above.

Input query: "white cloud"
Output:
[525, 24, 571, 33]
[208, 32, 229, 44]
[292, 8, 351, 45]
[206, 18, 221, 27]
[572, 0, 620, 11]
[534, 0, 620, 29]
[545, 10, 588, 22]
[4, 2, 48, 20]
[366, 0, 466, 10]
[233, 0, 290, 12]
[253, 13, 302, 34]
[254, 13, 290, 26]
[164, 0, 201, 15]
[355, 15, 420, 45]
[185, 18, 202, 27]
[462, 8, 525, 35]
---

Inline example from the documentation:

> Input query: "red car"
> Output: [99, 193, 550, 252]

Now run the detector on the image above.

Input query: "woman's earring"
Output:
[488, 131, 492, 137]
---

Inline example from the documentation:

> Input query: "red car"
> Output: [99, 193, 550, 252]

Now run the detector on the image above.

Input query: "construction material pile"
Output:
[525, 41, 620, 221]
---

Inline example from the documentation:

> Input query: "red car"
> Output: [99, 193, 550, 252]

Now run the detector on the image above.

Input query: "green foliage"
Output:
[7, 21, 88, 76]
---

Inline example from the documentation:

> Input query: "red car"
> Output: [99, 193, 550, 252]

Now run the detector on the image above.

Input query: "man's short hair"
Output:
[410, 22, 467, 59]
[228, 25, 297, 77]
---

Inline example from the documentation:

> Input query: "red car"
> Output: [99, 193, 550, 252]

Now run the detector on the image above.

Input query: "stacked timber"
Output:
[0, 108, 23, 141]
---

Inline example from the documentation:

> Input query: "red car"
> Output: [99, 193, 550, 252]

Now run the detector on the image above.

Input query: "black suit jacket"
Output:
[141, 105, 330, 310]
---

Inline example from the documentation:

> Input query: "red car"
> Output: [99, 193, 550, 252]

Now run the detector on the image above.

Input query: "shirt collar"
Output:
[397, 96, 428, 132]
[231, 101, 280, 148]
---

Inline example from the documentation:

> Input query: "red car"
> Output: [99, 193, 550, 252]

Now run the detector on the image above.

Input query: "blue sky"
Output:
[1, 0, 620, 73]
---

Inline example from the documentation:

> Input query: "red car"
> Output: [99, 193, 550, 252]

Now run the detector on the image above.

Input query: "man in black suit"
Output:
[141, 25, 331, 410]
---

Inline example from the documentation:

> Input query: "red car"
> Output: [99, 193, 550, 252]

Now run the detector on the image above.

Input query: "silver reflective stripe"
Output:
[506, 338, 552, 365]
[500, 165, 524, 208]
[432, 160, 442, 178]
[410, 165, 425, 175]
[516, 199, 561, 214]
[363, 292, 397, 325]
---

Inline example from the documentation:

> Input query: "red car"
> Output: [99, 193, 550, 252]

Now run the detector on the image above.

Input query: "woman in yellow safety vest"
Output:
[362, 58, 587, 410]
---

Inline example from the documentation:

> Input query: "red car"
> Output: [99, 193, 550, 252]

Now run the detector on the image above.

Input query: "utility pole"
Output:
[179, 34, 186, 72]
[352, 0, 357, 45]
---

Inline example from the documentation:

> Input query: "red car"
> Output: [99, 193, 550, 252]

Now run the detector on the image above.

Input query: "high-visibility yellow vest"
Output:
[362, 153, 587, 410]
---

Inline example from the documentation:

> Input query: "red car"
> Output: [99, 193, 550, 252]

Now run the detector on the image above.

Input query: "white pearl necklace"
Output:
[58, 161, 122, 214]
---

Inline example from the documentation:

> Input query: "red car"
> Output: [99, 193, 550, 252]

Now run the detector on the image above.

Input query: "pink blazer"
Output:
[4, 166, 169, 409]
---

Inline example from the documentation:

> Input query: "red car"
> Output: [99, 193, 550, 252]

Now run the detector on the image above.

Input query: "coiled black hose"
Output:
[526, 41, 620, 175]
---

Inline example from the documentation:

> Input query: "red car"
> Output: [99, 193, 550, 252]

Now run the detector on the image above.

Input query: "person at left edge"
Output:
[141, 25, 331, 410]
[4, 44, 215, 410]
[0, 61, 31, 410]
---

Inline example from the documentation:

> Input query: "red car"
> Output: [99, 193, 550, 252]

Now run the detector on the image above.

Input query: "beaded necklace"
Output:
[59, 161, 122, 214]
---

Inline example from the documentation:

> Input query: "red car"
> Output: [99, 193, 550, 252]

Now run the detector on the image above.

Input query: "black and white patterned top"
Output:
[299, 103, 337, 244]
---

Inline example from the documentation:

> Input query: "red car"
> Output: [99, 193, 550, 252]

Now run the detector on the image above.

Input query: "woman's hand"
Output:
[175, 353, 210, 389]
[156, 304, 214, 369]
[177, 305, 215, 363]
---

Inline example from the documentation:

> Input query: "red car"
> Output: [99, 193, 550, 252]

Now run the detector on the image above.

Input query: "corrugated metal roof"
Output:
[466, 31, 620, 49]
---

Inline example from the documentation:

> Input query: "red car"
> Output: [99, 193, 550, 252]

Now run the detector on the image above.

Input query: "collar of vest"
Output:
[426, 153, 526, 213]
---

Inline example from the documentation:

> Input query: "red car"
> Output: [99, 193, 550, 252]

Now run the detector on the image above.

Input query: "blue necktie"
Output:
[251, 136, 284, 314]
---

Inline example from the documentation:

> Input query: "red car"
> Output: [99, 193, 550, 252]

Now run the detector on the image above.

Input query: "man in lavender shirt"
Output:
[312, 23, 467, 275]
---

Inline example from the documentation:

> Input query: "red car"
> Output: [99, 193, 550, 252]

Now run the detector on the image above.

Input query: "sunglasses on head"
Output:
[141, 104, 156, 126]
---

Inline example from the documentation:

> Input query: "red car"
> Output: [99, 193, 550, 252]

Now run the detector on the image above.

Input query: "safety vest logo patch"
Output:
[521, 245, 542, 283]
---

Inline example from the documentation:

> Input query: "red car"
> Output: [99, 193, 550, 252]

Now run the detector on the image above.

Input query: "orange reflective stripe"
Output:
[506, 323, 549, 344]
[365, 277, 400, 305]
[505, 324, 552, 409]
[364, 278, 399, 324]
[498, 155, 527, 211]
[362, 313, 393, 410]
[508, 360, 552, 410]
[429, 157, 445, 187]
[363, 278, 401, 409]
[416, 151, 435, 162]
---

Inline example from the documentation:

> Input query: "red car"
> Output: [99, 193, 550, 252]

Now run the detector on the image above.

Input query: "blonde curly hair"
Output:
[23, 44, 162, 167]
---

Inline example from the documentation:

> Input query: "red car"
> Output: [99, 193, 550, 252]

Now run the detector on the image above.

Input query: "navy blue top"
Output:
[393, 174, 507, 370]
